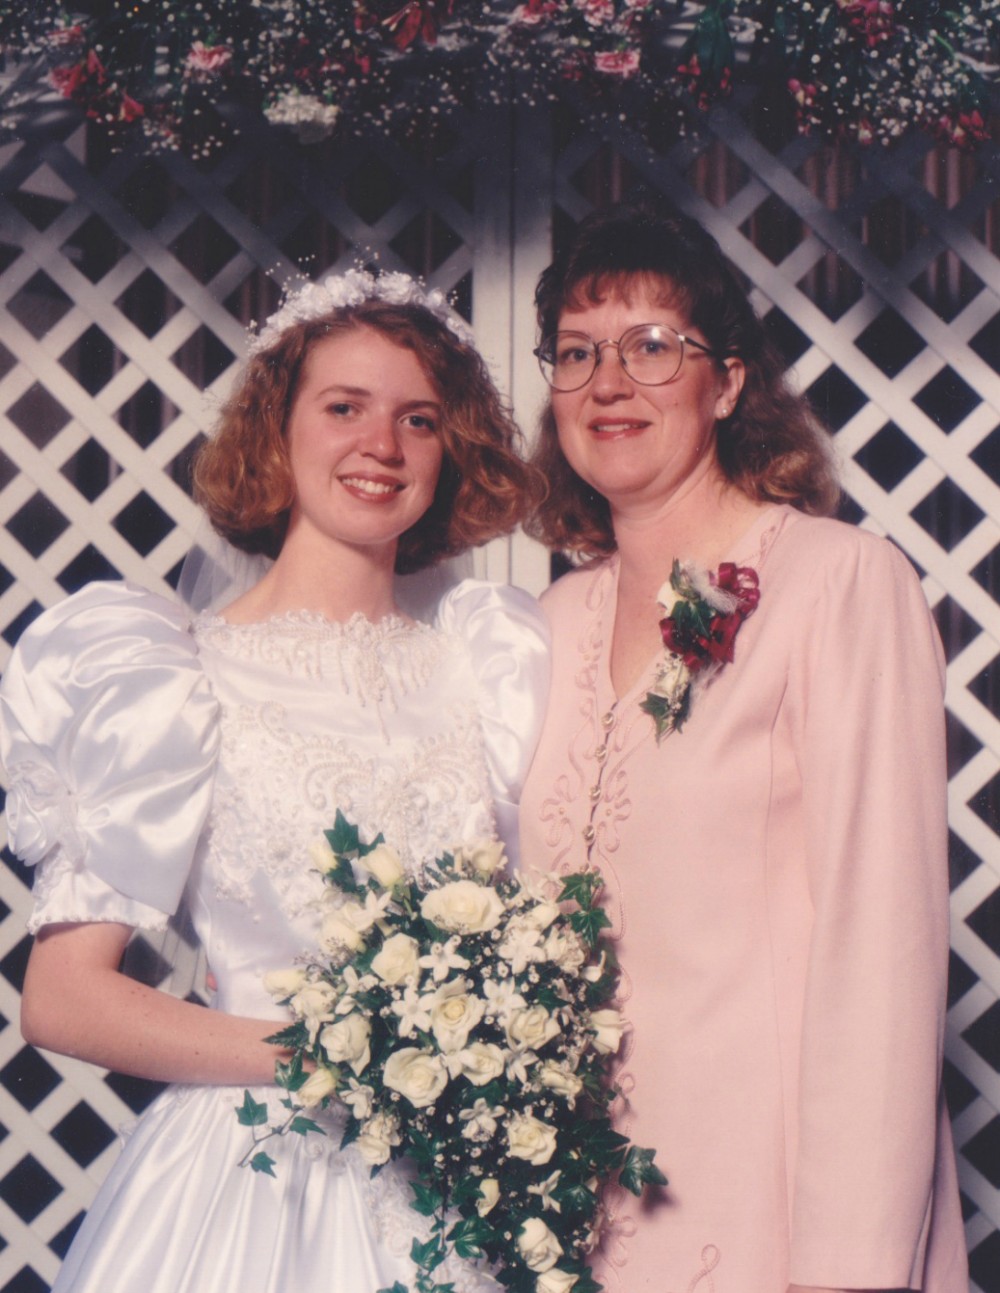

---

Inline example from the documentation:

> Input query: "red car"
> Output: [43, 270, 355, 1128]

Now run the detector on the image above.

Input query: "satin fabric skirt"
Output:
[53, 1084, 497, 1293]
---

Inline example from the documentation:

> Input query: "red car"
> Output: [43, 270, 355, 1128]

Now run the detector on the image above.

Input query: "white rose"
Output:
[477, 1177, 500, 1217]
[505, 1005, 560, 1053]
[581, 950, 608, 984]
[537, 1270, 578, 1293]
[455, 839, 507, 880]
[383, 1048, 449, 1108]
[290, 982, 338, 1039]
[589, 1007, 627, 1055]
[307, 837, 337, 872]
[356, 1110, 401, 1166]
[656, 579, 680, 614]
[519, 900, 561, 932]
[421, 880, 505, 934]
[296, 1065, 338, 1108]
[542, 927, 586, 973]
[319, 1013, 371, 1076]
[449, 1042, 506, 1086]
[516, 1217, 562, 1272]
[538, 1060, 583, 1103]
[431, 990, 485, 1054]
[262, 967, 308, 999]
[320, 905, 367, 953]
[356, 842, 405, 888]
[371, 933, 420, 985]
[507, 1112, 558, 1166]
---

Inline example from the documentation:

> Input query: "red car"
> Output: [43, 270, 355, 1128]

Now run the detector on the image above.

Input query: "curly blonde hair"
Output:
[194, 299, 541, 574]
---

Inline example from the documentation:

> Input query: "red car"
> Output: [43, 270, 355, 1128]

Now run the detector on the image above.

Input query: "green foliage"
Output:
[620, 1144, 669, 1196]
[249, 1151, 277, 1176]
[235, 1090, 268, 1127]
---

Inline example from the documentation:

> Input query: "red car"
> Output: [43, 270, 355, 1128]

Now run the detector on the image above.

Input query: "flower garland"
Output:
[239, 812, 665, 1293]
[640, 559, 759, 742]
[248, 269, 475, 354]
[0, 1, 996, 157]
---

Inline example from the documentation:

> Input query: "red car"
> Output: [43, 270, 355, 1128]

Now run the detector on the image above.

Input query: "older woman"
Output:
[520, 204, 966, 1293]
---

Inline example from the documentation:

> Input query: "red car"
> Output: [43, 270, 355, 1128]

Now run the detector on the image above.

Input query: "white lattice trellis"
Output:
[0, 94, 998, 1291]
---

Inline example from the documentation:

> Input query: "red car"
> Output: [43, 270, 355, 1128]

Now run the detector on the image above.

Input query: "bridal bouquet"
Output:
[238, 812, 665, 1293]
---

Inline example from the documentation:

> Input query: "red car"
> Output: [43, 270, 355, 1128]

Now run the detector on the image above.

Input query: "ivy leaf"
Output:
[619, 1145, 669, 1196]
[357, 829, 387, 858]
[340, 1120, 361, 1150]
[570, 905, 612, 948]
[558, 872, 602, 908]
[326, 809, 361, 857]
[411, 1235, 446, 1272]
[274, 1048, 308, 1091]
[446, 1216, 491, 1259]
[235, 1089, 269, 1127]
[289, 1116, 325, 1138]
[249, 1151, 276, 1176]
[409, 1179, 444, 1216]
[376, 1284, 410, 1293]
[554, 1181, 598, 1218]
[566, 1269, 602, 1293]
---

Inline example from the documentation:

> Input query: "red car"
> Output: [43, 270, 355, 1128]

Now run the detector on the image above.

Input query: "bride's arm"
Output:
[21, 921, 286, 1085]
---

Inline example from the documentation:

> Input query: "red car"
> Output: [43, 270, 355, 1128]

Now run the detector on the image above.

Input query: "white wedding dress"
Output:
[0, 578, 549, 1293]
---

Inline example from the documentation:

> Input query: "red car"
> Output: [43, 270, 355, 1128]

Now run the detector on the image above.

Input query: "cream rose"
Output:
[431, 989, 485, 1054]
[518, 900, 561, 932]
[455, 840, 507, 880]
[537, 1269, 578, 1293]
[319, 1013, 371, 1076]
[449, 1041, 505, 1086]
[320, 900, 371, 953]
[421, 880, 505, 934]
[262, 966, 309, 999]
[538, 1060, 583, 1103]
[356, 1110, 401, 1166]
[504, 1005, 560, 1053]
[296, 1065, 338, 1108]
[371, 933, 420, 985]
[290, 981, 338, 1040]
[542, 927, 586, 973]
[507, 1112, 557, 1166]
[356, 842, 405, 888]
[589, 1007, 627, 1055]
[307, 837, 337, 873]
[476, 1178, 500, 1217]
[516, 1217, 562, 1272]
[383, 1047, 449, 1108]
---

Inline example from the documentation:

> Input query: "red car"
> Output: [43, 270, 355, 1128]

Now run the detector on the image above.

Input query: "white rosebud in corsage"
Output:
[356, 842, 405, 889]
[262, 966, 308, 999]
[507, 1112, 558, 1166]
[504, 1005, 560, 1053]
[370, 933, 420, 985]
[383, 1047, 449, 1109]
[516, 1216, 563, 1272]
[538, 1059, 584, 1104]
[421, 879, 505, 934]
[518, 900, 562, 932]
[296, 1064, 339, 1109]
[656, 578, 681, 616]
[477, 1177, 500, 1217]
[430, 986, 485, 1054]
[448, 1041, 506, 1086]
[588, 1007, 627, 1055]
[356, 1109, 401, 1166]
[320, 891, 389, 953]
[289, 981, 339, 1041]
[537, 1269, 579, 1292]
[454, 839, 507, 880]
[319, 1013, 371, 1076]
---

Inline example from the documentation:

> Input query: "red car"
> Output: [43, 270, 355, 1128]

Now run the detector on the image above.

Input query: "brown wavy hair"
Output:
[526, 202, 841, 558]
[194, 298, 541, 574]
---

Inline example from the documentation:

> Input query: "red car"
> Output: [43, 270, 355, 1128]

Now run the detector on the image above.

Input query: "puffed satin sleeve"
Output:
[0, 581, 220, 933]
[436, 580, 550, 866]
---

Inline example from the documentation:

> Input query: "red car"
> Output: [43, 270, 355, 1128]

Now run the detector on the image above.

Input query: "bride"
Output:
[1, 271, 549, 1293]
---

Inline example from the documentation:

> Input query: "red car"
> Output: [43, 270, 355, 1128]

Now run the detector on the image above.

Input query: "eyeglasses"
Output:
[534, 323, 721, 392]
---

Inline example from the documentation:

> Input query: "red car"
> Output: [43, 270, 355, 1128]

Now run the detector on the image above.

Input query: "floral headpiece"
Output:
[248, 268, 475, 355]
